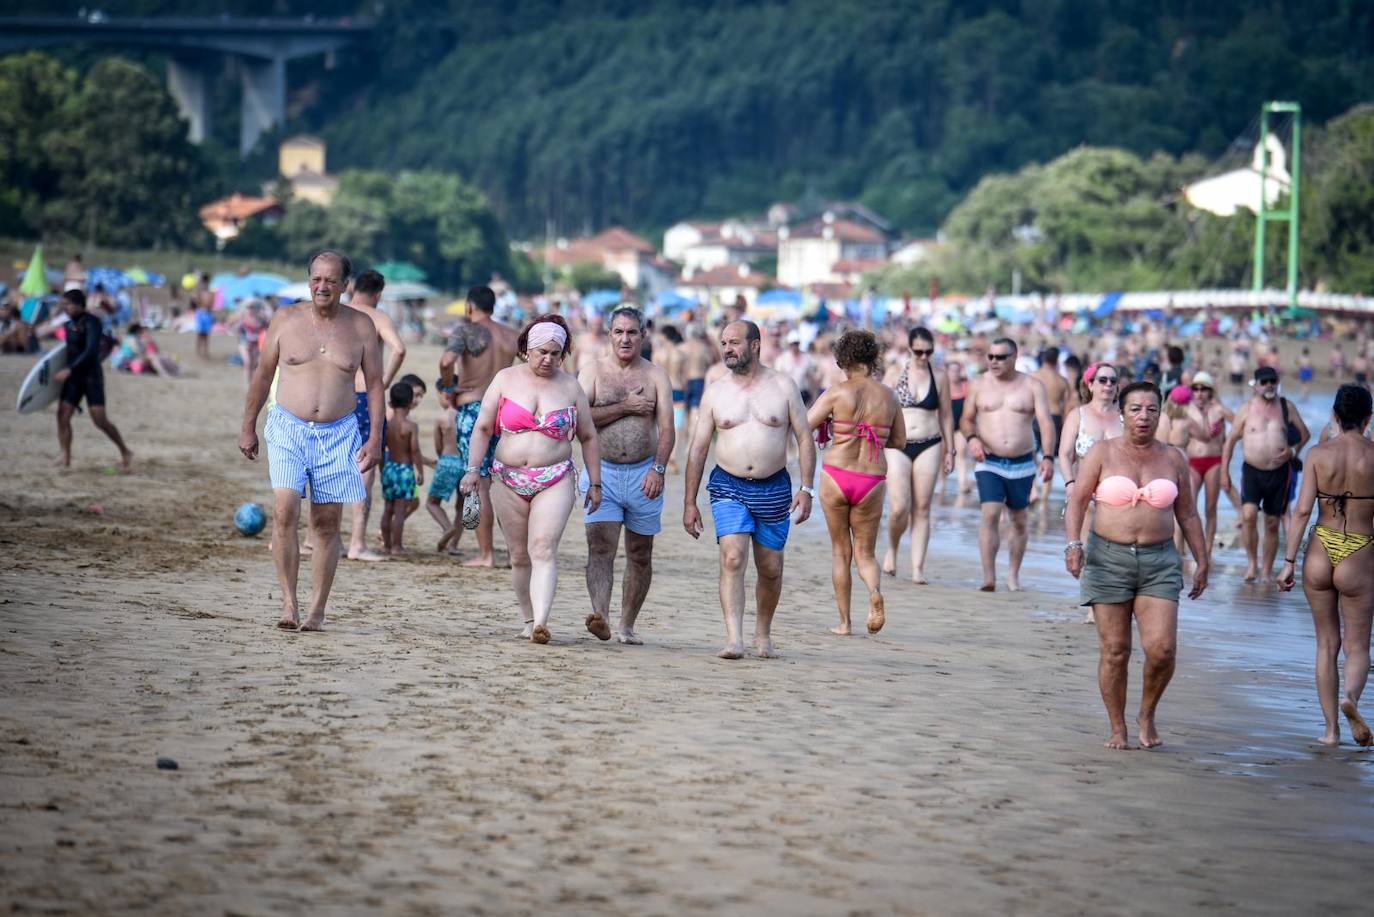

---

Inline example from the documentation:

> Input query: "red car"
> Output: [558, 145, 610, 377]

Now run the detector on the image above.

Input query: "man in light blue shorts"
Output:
[577, 307, 676, 644]
[239, 249, 383, 632]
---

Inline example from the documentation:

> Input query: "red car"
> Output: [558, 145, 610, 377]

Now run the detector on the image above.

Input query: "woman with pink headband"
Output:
[461, 314, 603, 644]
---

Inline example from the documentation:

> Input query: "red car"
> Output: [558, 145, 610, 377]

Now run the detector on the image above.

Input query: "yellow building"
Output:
[278, 135, 338, 206]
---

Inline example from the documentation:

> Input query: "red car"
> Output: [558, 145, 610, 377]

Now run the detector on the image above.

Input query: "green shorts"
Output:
[1080, 534, 1183, 606]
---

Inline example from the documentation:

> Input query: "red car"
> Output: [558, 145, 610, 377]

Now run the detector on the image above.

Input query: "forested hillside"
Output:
[326, 0, 1373, 237]
[6, 1, 1372, 246]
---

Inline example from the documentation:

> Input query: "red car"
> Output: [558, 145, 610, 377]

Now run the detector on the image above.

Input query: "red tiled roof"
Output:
[199, 193, 281, 224]
[787, 218, 886, 244]
[679, 265, 772, 288]
[589, 226, 655, 254]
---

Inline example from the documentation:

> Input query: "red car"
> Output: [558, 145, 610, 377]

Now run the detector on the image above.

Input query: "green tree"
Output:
[1303, 105, 1374, 293]
[0, 53, 78, 237]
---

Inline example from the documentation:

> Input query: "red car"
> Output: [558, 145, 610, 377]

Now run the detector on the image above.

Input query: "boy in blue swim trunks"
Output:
[380, 382, 424, 555]
[426, 387, 465, 553]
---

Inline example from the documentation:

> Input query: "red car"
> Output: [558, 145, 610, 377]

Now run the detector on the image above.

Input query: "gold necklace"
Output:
[310, 306, 338, 354]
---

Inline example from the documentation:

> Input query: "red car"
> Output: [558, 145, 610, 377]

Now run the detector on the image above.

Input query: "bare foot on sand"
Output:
[298, 616, 325, 632]
[462, 555, 496, 568]
[754, 639, 778, 658]
[1006, 576, 1023, 592]
[276, 613, 299, 630]
[1316, 729, 1340, 747]
[585, 613, 612, 641]
[616, 628, 643, 645]
[347, 549, 389, 562]
[1137, 717, 1164, 748]
[912, 572, 929, 585]
[1242, 565, 1258, 583]
[436, 528, 458, 553]
[520, 621, 534, 639]
[866, 594, 886, 634]
[718, 643, 745, 659]
[57, 451, 71, 469]
[828, 624, 851, 636]
[881, 551, 896, 576]
[531, 625, 551, 644]
[1104, 731, 1130, 750]
[119, 450, 134, 473]
[1341, 698, 1372, 746]
[1083, 608, 1096, 625]
[979, 582, 996, 592]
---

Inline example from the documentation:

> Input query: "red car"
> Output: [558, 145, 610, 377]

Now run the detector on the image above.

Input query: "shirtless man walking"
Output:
[345, 269, 406, 561]
[1030, 345, 1069, 503]
[578, 307, 676, 644]
[682, 322, 716, 432]
[960, 337, 1056, 591]
[1221, 366, 1311, 583]
[438, 285, 518, 566]
[684, 320, 816, 659]
[238, 250, 382, 631]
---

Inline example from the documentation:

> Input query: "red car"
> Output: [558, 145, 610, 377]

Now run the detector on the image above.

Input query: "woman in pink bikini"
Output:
[806, 330, 906, 636]
[1065, 381, 1209, 750]
[461, 315, 602, 644]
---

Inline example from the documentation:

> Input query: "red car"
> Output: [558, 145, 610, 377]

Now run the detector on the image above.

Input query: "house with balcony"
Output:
[777, 212, 890, 287]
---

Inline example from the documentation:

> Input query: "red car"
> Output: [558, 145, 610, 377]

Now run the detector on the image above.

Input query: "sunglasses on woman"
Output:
[1094, 376, 1118, 384]
[911, 348, 933, 357]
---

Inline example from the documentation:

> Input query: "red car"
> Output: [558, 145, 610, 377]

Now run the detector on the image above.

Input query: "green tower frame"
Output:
[1252, 101, 1301, 308]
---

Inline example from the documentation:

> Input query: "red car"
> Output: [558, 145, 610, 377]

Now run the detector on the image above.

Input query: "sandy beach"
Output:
[2, 334, 1371, 915]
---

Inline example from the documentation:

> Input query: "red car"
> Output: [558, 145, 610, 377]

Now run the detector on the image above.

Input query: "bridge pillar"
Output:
[166, 56, 209, 144]
[239, 54, 286, 155]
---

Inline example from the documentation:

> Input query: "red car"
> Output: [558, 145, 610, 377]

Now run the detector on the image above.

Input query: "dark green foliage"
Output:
[0, 52, 210, 247]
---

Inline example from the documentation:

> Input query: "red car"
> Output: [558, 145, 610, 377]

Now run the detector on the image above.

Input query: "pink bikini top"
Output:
[831, 420, 892, 464]
[497, 396, 576, 441]
[1094, 475, 1179, 509]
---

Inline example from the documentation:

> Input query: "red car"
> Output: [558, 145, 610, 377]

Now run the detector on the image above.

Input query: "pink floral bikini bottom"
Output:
[491, 459, 574, 500]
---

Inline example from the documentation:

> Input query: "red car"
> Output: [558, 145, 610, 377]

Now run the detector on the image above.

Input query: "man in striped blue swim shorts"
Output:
[239, 250, 384, 632]
[684, 320, 816, 660]
[959, 337, 1056, 593]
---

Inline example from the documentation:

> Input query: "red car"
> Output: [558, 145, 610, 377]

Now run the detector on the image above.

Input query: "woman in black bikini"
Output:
[881, 326, 953, 583]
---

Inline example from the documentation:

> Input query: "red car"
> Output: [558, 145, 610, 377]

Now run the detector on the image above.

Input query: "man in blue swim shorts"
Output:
[239, 249, 383, 632]
[578, 307, 677, 645]
[437, 285, 520, 566]
[684, 320, 816, 660]
[959, 337, 1056, 593]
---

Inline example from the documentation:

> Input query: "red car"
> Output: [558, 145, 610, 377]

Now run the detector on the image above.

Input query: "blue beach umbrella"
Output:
[212, 272, 289, 303]
[1092, 292, 1123, 320]
[757, 288, 802, 308]
[87, 266, 132, 291]
[582, 289, 622, 310]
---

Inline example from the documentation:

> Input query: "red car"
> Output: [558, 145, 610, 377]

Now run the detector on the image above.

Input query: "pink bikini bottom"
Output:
[822, 464, 885, 505]
[491, 459, 574, 501]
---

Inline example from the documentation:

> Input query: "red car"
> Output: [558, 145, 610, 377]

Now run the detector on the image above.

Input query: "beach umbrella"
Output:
[372, 260, 427, 283]
[212, 271, 290, 303]
[88, 266, 132, 291]
[582, 289, 622, 310]
[378, 281, 438, 302]
[653, 289, 697, 315]
[446, 299, 470, 316]
[1092, 291, 1122, 319]
[757, 288, 802, 308]
[124, 267, 165, 287]
[275, 281, 310, 303]
[18, 244, 48, 297]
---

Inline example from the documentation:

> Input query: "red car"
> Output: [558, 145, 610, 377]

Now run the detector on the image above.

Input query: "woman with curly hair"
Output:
[807, 329, 906, 635]
[461, 314, 603, 644]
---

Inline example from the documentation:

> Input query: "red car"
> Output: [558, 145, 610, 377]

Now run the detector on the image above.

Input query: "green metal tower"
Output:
[1252, 101, 1301, 309]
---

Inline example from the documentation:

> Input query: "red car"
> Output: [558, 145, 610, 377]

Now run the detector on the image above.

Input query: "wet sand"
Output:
[1, 335, 1371, 915]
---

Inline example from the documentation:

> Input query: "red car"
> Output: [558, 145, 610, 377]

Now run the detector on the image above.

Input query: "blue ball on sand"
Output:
[234, 502, 267, 537]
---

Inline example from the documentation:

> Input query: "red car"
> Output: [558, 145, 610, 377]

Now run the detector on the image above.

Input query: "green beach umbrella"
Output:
[19, 244, 48, 297]
[372, 260, 427, 283]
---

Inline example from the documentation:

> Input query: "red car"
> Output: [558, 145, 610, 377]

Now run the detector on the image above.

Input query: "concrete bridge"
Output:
[0, 16, 373, 155]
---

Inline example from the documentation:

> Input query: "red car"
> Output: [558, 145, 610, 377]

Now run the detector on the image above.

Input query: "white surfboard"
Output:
[16, 343, 68, 414]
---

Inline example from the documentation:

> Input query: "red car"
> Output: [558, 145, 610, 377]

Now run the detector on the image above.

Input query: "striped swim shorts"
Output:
[264, 405, 368, 504]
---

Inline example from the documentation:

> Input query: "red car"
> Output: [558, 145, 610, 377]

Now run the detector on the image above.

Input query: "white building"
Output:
[777, 212, 889, 287]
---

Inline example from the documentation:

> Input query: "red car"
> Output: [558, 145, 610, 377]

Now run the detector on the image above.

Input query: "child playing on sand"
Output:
[426, 387, 464, 553]
[380, 382, 424, 555]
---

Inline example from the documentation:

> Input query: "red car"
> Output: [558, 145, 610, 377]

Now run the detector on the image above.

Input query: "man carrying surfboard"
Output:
[54, 289, 133, 473]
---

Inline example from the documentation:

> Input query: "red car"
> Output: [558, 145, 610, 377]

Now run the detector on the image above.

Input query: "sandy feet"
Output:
[530, 624, 551, 644]
[1341, 698, 1373, 746]
[1137, 717, 1164, 748]
[520, 621, 534, 639]
[585, 613, 612, 641]
[718, 642, 745, 659]
[347, 548, 389, 561]
[298, 615, 325, 632]
[828, 623, 851, 636]
[978, 582, 996, 592]
[866, 594, 886, 634]
[436, 527, 459, 554]
[615, 627, 643, 645]
[1104, 730, 1130, 750]
[462, 555, 497, 568]
[753, 638, 778, 658]
[276, 612, 299, 630]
